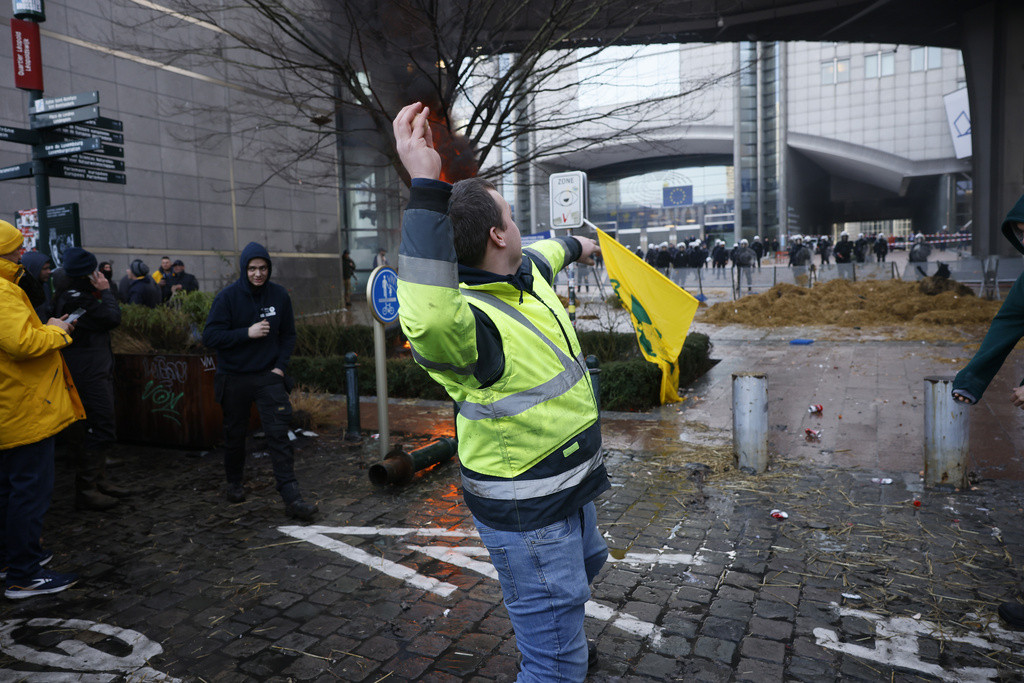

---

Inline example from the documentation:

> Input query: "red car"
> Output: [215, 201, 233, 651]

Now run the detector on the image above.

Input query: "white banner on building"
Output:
[943, 88, 971, 160]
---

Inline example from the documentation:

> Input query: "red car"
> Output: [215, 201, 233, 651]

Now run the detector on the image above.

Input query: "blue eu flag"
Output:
[663, 186, 693, 207]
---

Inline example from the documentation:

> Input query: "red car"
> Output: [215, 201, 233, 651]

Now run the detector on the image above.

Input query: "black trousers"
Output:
[64, 350, 116, 452]
[216, 372, 296, 495]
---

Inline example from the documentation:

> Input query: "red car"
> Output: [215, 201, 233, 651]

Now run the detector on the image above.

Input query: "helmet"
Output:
[914, 233, 925, 243]
[740, 238, 749, 246]
[792, 234, 802, 242]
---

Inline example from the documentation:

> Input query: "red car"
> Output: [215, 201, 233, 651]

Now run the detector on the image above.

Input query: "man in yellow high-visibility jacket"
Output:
[394, 103, 608, 681]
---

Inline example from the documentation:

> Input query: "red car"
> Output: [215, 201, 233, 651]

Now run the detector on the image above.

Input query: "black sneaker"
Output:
[0, 551, 53, 580]
[285, 498, 317, 521]
[225, 483, 246, 503]
[998, 601, 1024, 629]
[5, 569, 78, 599]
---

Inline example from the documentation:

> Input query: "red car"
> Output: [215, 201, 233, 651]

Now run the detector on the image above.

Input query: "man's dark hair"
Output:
[449, 177, 502, 267]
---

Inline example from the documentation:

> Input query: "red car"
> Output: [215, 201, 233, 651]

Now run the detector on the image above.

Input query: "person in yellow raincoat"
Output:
[0, 220, 85, 599]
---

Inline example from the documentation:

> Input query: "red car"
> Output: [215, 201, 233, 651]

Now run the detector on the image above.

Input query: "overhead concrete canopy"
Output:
[789, 134, 971, 196]
[492, 0, 990, 50]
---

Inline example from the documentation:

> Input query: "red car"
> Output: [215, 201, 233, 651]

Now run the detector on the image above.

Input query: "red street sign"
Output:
[10, 19, 43, 92]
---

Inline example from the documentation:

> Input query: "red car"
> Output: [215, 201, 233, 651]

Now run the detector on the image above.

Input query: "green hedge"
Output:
[289, 330, 712, 412]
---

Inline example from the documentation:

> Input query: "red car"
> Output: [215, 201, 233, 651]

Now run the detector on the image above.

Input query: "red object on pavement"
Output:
[808, 404, 823, 415]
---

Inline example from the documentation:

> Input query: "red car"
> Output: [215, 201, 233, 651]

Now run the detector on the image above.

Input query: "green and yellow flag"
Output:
[595, 227, 699, 404]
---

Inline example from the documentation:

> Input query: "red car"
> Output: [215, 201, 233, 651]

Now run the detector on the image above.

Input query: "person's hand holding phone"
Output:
[90, 270, 109, 291]
[47, 314, 75, 334]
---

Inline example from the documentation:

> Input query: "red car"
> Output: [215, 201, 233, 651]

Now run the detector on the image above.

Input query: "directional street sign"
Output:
[52, 123, 123, 145]
[62, 154, 125, 173]
[0, 162, 34, 181]
[0, 125, 39, 145]
[39, 137, 102, 159]
[29, 91, 99, 115]
[95, 143, 124, 159]
[81, 116, 123, 132]
[47, 162, 126, 185]
[29, 105, 100, 130]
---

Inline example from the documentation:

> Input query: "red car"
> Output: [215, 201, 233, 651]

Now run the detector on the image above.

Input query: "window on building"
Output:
[865, 51, 895, 78]
[821, 57, 850, 85]
[577, 44, 680, 107]
[911, 46, 943, 71]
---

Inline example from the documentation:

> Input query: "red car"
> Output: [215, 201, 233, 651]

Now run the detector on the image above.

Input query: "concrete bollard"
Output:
[923, 376, 969, 490]
[733, 372, 768, 473]
[344, 352, 361, 442]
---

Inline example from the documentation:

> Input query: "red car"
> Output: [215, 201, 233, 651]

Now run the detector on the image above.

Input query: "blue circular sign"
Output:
[367, 266, 399, 324]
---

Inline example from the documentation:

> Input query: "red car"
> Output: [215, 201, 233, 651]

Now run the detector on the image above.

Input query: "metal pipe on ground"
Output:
[733, 372, 768, 474]
[923, 376, 969, 490]
[369, 437, 458, 486]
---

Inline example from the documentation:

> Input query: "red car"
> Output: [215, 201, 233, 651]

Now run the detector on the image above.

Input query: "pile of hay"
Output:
[700, 279, 1001, 329]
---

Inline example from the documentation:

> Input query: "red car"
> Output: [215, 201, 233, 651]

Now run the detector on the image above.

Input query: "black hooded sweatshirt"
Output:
[202, 242, 296, 376]
[952, 194, 1024, 402]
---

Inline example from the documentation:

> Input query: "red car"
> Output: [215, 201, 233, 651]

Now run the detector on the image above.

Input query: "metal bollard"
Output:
[586, 355, 601, 411]
[923, 376, 969, 490]
[733, 372, 768, 473]
[344, 352, 362, 442]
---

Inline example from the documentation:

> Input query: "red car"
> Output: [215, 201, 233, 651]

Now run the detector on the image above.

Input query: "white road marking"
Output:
[814, 604, 1024, 683]
[279, 525, 713, 649]
[0, 618, 180, 681]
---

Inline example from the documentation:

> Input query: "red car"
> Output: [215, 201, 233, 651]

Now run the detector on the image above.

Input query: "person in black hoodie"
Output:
[51, 247, 132, 511]
[122, 259, 162, 307]
[951, 194, 1024, 630]
[201, 242, 316, 521]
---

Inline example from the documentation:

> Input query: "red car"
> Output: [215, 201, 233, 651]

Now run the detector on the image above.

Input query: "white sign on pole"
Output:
[550, 171, 588, 229]
[943, 87, 971, 160]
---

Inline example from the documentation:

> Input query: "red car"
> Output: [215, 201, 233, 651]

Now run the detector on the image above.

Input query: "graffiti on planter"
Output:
[144, 356, 188, 384]
[0, 617, 181, 681]
[142, 380, 184, 424]
[201, 355, 216, 372]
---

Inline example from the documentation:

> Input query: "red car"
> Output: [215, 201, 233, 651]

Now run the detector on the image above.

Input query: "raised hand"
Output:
[393, 102, 442, 181]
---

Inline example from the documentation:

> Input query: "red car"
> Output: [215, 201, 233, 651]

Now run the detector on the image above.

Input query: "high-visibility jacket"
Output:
[0, 258, 85, 449]
[397, 181, 608, 532]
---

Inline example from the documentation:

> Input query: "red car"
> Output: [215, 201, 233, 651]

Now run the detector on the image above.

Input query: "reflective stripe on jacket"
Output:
[398, 201, 607, 531]
[0, 258, 85, 449]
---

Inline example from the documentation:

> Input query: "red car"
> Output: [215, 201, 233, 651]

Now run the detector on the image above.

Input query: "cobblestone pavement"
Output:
[1, 334, 1023, 681]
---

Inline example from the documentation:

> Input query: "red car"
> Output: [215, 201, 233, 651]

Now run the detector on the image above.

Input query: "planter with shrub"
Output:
[112, 292, 220, 449]
[113, 291, 714, 448]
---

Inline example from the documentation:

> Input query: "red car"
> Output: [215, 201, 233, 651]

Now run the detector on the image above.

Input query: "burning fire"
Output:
[425, 107, 478, 183]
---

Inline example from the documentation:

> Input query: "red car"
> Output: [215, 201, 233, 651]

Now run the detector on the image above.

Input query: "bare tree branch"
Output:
[108, 0, 733, 193]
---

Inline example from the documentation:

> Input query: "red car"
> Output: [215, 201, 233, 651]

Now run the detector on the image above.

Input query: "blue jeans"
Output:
[0, 437, 55, 583]
[474, 501, 607, 682]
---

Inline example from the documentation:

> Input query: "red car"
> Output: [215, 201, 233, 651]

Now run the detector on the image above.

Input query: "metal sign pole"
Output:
[366, 265, 400, 460]
[373, 319, 389, 459]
